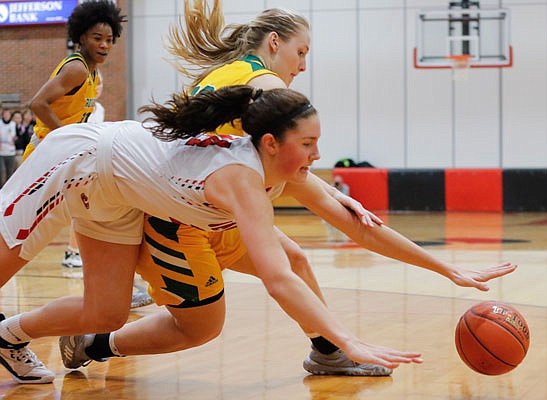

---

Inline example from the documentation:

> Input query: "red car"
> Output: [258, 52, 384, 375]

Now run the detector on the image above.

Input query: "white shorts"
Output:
[0, 125, 143, 260]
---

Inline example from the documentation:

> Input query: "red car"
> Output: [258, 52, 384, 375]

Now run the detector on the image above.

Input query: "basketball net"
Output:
[447, 54, 472, 81]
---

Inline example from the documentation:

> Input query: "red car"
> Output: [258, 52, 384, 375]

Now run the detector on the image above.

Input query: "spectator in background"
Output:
[13, 110, 34, 169]
[0, 108, 17, 187]
[332, 175, 350, 196]
[10, 111, 23, 165]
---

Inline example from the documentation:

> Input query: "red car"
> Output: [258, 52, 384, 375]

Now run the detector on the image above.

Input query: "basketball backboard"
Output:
[414, 6, 512, 69]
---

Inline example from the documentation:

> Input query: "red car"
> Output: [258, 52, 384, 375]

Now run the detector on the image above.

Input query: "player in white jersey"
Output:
[0, 86, 516, 384]
[0, 121, 282, 258]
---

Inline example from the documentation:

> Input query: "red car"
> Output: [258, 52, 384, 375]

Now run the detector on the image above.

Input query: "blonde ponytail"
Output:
[167, 0, 309, 86]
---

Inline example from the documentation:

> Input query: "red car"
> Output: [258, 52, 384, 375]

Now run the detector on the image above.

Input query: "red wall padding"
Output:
[333, 168, 389, 211]
[445, 169, 502, 211]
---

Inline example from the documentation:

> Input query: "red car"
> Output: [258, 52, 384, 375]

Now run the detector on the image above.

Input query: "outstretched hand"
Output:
[450, 262, 517, 291]
[331, 190, 384, 227]
[342, 341, 423, 370]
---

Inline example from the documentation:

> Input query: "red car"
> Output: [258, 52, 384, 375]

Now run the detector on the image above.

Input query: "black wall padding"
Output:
[388, 170, 445, 211]
[503, 169, 547, 211]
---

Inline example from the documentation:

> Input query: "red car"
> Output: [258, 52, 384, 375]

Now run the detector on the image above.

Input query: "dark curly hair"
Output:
[67, 0, 127, 44]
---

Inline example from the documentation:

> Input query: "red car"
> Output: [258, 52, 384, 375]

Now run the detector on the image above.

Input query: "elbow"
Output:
[28, 97, 48, 116]
[28, 98, 39, 114]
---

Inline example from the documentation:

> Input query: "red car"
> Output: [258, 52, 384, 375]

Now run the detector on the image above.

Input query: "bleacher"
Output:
[0, 94, 22, 109]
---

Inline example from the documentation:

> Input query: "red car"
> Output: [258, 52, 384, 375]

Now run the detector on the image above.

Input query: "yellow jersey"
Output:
[33, 52, 98, 140]
[138, 59, 279, 304]
[190, 54, 277, 136]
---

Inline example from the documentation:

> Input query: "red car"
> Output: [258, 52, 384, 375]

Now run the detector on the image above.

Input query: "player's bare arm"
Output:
[247, 73, 287, 90]
[308, 172, 383, 227]
[284, 177, 517, 290]
[29, 61, 89, 131]
[204, 165, 422, 368]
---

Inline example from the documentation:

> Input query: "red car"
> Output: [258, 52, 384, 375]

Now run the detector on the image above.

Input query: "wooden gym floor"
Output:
[0, 211, 545, 399]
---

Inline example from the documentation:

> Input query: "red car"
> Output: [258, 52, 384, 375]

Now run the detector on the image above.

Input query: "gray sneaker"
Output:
[0, 344, 55, 384]
[59, 334, 95, 369]
[303, 347, 393, 376]
[130, 291, 154, 309]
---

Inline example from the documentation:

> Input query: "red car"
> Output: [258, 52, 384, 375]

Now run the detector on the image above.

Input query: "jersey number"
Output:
[79, 112, 92, 123]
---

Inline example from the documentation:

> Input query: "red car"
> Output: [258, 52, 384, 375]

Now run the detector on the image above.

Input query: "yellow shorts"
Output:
[136, 215, 247, 308]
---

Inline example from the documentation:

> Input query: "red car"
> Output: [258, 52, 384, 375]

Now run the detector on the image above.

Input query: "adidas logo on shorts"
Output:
[205, 276, 218, 287]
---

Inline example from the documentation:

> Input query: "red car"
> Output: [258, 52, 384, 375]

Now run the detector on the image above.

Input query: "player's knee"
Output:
[79, 308, 129, 332]
[84, 318, 126, 333]
[98, 313, 129, 332]
[170, 316, 223, 349]
[195, 325, 222, 346]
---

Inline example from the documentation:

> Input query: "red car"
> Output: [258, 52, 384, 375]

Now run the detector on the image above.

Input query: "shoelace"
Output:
[9, 347, 44, 366]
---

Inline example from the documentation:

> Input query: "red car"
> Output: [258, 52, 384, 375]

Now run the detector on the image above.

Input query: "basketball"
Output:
[455, 301, 530, 375]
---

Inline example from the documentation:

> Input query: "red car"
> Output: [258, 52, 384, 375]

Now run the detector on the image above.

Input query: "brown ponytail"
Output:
[139, 86, 255, 141]
[139, 86, 317, 146]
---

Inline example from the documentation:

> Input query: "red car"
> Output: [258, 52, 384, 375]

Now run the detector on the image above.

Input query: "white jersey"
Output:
[109, 120, 284, 229]
[0, 120, 284, 259]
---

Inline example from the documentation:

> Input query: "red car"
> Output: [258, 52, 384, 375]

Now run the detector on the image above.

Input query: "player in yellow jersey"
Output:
[155, 2, 391, 376]
[26, 0, 125, 158]
[25, 52, 98, 156]
[60, 1, 393, 377]
[24, 1, 126, 272]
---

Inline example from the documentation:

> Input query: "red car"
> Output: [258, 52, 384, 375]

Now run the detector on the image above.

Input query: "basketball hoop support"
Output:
[447, 54, 472, 81]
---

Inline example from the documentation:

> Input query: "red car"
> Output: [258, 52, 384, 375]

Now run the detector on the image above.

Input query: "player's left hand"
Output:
[450, 262, 517, 291]
[342, 340, 423, 369]
[331, 190, 384, 227]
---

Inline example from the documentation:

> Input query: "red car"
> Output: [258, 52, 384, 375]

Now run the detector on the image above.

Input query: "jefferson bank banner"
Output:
[0, 0, 78, 26]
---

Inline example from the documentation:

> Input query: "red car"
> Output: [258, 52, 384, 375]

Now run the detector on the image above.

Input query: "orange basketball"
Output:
[455, 301, 530, 375]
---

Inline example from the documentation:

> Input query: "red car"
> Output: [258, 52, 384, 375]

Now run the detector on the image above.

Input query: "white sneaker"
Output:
[0, 343, 55, 384]
[303, 347, 393, 376]
[61, 250, 83, 268]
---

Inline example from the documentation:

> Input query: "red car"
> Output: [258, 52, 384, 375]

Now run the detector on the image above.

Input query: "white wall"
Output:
[129, 0, 547, 169]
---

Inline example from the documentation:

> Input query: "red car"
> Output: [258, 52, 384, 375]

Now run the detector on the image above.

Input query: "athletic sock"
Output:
[85, 333, 118, 360]
[108, 332, 124, 356]
[310, 336, 339, 355]
[0, 314, 33, 346]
